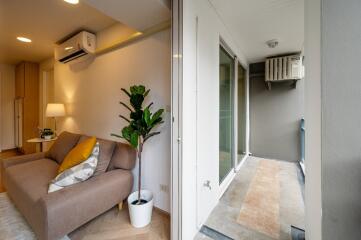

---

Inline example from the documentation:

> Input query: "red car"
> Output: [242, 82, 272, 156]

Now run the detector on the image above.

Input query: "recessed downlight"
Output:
[17, 37, 32, 43]
[64, 0, 79, 4]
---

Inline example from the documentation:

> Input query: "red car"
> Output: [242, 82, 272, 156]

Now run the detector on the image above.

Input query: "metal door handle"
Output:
[203, 180, 211, 190]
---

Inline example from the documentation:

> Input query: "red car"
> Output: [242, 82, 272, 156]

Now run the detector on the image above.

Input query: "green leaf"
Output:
[130, 85, 145, 95]
[130, 94, 144, 110]
[121, 126, 132, 140]
[150, 109, 164, 125]
[130, 132, 139, 148]
[130, 110, 143, 120]
[144, 107, 151, 125]
[151, 117, 163, 127]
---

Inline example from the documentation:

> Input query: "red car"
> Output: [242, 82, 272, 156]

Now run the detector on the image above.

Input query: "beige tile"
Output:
[199, 157, 304, 240]
[237, 160, 281, 239]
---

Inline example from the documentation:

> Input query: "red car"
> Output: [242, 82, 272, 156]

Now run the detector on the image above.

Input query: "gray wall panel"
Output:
[250, 62, 304, 162]
[322, 0, 361, 239]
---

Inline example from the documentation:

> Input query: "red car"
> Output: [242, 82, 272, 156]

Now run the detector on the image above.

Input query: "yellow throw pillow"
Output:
[58, 136, 97, 174]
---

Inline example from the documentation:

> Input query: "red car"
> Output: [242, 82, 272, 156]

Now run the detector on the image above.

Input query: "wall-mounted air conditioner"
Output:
[265, 54, 303, 81]
[55, 31, 96, 64]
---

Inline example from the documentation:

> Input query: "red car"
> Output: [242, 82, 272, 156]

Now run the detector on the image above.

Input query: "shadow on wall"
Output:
[69, 56, 96, 72]
[249, 62, 304, 162]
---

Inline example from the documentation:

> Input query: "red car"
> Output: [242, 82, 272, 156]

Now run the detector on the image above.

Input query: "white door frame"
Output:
[0, 71, 2, 152]
[171, 0, 183, 239]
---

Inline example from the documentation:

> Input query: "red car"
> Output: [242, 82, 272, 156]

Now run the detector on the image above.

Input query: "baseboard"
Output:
[0, 148, 18, 152]
[154, 206, 170, 218]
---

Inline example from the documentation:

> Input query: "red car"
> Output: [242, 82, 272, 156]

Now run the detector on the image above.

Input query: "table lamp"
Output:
[45, 103, 65, 136]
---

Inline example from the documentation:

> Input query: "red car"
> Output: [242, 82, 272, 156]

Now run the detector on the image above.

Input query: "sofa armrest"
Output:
[38, 169, 133, 240]
[1, 152, 46, 169]
[1, 152, 46, 186]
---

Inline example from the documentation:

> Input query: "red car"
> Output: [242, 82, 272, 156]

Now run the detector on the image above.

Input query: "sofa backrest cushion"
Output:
[108, 142, 136, 171]
[58, 136, 97, 174]
[46, 132, 81, 164]
[78, 135, 116, 176]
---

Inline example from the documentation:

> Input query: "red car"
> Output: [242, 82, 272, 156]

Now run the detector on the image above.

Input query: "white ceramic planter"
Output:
[127, 190, 153, 228]
[44, 135, 52, 140]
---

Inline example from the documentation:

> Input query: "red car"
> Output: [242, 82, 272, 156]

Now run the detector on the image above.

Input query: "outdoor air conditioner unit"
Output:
[265, 54, 303, 81]
[55, 31, 96, 64]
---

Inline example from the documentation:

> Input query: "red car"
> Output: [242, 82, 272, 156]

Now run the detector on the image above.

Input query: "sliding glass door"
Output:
[219, 43, 248, 183]
[237, 63, 247, 163]
[219, 46, 235, 183]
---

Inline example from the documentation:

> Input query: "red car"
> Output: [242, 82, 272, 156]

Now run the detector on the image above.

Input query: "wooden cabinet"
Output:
[15, 64, 25, 98]
[15, 62, 39, 154]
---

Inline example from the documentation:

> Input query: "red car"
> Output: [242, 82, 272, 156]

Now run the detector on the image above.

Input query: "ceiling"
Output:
[84, 0, 170, 31]
[210, 0, 304, 63]
[0, 0, 117, 65]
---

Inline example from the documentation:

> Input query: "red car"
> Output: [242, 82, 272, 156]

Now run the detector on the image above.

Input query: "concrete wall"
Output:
[0, 64, 15, 150]
[182, 0, 249, 238]
[53, 29, 171, 212]
[321, 0, 361, 239]
[304, 0, 322, 239]
[249, 62, 304, 162]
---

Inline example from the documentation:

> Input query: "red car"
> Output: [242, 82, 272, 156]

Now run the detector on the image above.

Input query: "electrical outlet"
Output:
[165, 105, 171, 112]
[160, 184, 169, 193]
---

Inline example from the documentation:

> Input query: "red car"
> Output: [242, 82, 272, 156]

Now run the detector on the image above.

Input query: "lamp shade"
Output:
[46, 103, 65, 117]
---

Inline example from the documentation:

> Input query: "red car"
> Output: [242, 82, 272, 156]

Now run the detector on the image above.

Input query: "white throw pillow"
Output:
[48, 142, 99, 193]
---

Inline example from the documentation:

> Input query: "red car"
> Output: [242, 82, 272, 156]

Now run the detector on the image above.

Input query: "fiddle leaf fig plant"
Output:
[111, 85, 164, 204]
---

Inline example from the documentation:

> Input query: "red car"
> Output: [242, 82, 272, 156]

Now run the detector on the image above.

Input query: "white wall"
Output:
[304, 0, 322, 239]
[39, 58, 55, 129]
[0, 64, 16, 150]
[53, 29, 171, 212]
[182, 0, 248, 238]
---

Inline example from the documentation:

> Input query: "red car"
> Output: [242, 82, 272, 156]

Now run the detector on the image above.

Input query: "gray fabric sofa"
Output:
[0, 131, 136, 240]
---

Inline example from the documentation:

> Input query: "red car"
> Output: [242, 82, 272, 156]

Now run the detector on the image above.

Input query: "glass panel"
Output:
[219, 46, 234, 183]
[237, 63, 247, 163]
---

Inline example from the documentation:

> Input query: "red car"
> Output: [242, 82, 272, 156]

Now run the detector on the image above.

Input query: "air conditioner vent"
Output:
[55, 31, 96, 64]
[59, 49, 87, 63]
[265, 55, 303, 82]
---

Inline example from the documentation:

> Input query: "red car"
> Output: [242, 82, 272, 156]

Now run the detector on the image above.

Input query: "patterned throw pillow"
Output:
[48, 142, 100, 193]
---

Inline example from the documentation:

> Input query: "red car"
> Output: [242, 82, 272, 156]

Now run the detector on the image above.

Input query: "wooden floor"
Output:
[0, 149, 21, 193]
[0, 149, 20, 159]
[69, 205, 170, 240]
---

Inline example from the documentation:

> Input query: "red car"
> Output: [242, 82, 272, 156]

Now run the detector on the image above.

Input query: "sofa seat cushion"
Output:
[5, 158, 59, 205]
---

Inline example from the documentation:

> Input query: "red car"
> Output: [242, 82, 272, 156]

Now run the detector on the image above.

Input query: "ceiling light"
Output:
[17, 37, 32, 43]
[266, 39, 279, 48]
[64, 0, 79, 4]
